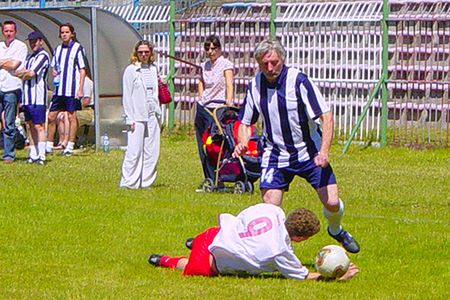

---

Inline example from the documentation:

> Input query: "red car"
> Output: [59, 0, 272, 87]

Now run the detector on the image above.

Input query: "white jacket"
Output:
[122, 62, 160, 125]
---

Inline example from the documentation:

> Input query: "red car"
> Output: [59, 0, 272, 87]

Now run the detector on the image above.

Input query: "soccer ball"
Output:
[315, 245, 350, 278]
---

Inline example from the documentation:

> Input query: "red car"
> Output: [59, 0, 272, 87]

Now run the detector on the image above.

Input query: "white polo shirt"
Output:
[82, 76, 94, 106]
[0, 39, 28, 92]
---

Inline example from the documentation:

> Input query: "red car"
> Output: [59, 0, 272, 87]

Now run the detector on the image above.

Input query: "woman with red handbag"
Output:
[120, 40, 161, 189]
[195, 35, 234, 192]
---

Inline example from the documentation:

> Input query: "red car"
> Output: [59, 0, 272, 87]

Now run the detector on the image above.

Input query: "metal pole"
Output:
[342, 0, 389, 153]
[132, 0, 140, 29]
[380, 0, 390, 146]
[168, 0, 176, 131]
[342, 78, 383, 153]
[270, 0, 277, 37]
[91, 7, 100, 151]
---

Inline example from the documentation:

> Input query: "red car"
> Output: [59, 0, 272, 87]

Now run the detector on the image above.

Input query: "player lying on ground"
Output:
[148, 203, 359, 280]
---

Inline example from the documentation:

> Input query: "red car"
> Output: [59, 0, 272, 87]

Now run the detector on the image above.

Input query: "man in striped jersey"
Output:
[16, 31, 50, 165]
[233, 38, 360, 253]
[0, 20, 27, 164]
[46, 23, 87, 156]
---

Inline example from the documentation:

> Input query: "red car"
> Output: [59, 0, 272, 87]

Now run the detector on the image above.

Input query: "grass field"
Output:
[0, 134, 449, 299]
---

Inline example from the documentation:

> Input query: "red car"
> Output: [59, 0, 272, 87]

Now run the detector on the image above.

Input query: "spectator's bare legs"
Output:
[261, 189, 284, 206]
[56, 111, 69, 148]
[26, 120, 37, 159]
[68, 111, 77, 143]
[26, 121, 46, 161]
[35, 123, 46, 160]
[66, 111, 78, 152]
[46, 110, 58, 151]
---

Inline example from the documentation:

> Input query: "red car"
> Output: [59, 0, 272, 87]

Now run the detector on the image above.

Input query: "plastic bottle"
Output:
[53, 63, 60, 88]
[102, 132, 110, 153]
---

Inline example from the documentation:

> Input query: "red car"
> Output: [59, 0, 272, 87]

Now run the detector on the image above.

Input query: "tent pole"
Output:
[91, 7, 100, 151]
[168, 0, 176, 131]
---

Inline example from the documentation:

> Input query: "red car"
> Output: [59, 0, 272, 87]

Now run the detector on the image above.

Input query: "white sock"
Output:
[66, 141, 74, 151]
[46, 141, 53, 150]
[38, 142, 46, 160]
[29, 145, 38, 160]
[323, 199, 344, 235]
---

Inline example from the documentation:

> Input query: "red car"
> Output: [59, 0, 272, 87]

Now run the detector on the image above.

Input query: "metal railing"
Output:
[2, 0, 447, 147]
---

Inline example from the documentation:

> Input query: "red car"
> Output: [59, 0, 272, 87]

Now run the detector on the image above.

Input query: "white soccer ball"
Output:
[315, 245, 350, 278]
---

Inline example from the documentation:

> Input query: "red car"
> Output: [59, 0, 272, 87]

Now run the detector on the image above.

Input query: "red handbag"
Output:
[158, 78, 172, 105]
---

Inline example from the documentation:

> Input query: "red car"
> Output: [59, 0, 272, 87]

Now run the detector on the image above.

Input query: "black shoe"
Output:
[148, 254, 162, 266]
[328, 227, 360, 253]
[185, 238, 194, 250]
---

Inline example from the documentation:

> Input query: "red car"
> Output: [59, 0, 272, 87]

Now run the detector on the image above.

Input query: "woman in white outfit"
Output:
[120, 40, 161, 189]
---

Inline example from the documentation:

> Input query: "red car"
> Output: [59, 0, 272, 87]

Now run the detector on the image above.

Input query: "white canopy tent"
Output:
[0, 7, 141, 148]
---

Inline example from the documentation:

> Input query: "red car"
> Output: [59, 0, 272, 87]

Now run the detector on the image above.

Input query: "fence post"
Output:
[380, 0, 389, 146]
[270, 0, 276, 37]
[168, 0, 176, 131]
[132, 0, 140, 29]
[342, 0, 389, 153]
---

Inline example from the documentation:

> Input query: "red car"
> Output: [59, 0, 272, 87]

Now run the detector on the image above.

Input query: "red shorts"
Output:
[183, 227, 220, 277]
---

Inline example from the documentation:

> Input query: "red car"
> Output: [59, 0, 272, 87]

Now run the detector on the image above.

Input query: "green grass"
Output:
[0, 134, 449, 299]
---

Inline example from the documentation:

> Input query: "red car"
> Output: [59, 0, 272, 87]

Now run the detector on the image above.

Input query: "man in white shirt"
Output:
[148, 203, 359, 281]
[0, 20, 27, 163]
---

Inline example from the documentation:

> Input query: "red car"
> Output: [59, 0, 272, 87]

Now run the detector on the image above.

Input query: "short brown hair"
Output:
[285, 208, 320, 238]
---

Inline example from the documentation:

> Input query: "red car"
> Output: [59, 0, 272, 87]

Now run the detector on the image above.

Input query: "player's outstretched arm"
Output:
[305, 272, 322, 280]
[338, 263, 359, 281]
[306, 263, 359, 281]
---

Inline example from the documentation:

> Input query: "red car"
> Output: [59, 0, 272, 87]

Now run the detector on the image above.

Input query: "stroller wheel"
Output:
[233, 181, 246, 195]
[246, 182, 254, 194]
[202, 178, 214, 193]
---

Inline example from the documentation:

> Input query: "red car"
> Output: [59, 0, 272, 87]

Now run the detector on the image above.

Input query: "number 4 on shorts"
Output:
[261, 168, 274, 184]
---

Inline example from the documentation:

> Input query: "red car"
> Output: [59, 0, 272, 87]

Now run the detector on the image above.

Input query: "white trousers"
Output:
[120, 116, 160, 189]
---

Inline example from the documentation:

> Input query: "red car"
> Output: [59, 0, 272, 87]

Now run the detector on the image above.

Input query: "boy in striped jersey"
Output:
[46, 23, 87, 156]
[233, 38, 360, 253]
[16, 31, 50, 165]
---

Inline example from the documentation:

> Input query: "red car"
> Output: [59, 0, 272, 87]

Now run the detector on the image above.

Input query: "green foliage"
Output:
[0, 138, 448, 299]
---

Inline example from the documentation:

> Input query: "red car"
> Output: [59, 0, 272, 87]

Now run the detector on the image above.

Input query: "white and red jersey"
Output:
[208, 203, 309, 280]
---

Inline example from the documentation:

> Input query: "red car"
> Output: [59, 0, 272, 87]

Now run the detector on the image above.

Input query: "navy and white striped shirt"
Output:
[51, 40, 86, 97]
[23, 48, 50, 106]
[238, 65, 330, 168]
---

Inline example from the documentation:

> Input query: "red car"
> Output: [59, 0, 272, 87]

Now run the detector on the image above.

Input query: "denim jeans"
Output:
[0, 89, 20, 160]
[195, 104, 215, 181]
